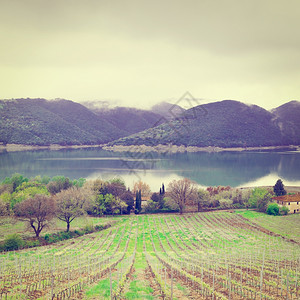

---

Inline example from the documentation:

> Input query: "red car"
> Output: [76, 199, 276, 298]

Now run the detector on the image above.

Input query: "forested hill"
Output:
[0, 98, 127, 145]
[90, 107, 163, 136]
[109, 100, 300, 148]
[1, 98, 299, 147]
[271, 101, 300, 145]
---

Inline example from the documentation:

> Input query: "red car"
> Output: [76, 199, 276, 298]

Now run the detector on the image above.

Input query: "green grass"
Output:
[0, 215, 123, 241]
[237, 209, 300, 242]
[85, 277, 116, 299]
[176, 283, 187, 293]
[124, 279, 154, 299]
[235, 209, 262, 218]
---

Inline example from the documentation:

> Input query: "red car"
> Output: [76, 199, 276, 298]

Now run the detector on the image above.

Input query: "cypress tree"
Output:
[273, 179, 287, 196]
[135, 191, 139, 213]
[138, 189, 142, 211]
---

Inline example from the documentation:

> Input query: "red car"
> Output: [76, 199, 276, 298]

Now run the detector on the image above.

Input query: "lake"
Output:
[0, 148, 300, 190]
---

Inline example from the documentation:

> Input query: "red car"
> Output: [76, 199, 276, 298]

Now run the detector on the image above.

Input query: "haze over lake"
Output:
[0, 148, 299, 190]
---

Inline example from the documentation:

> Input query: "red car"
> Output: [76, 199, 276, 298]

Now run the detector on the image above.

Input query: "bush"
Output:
[248, 188, 271, 211]
[3, 234, 24, 251]
[95, 224, 104, 231]
[60, 231, 73, 240]
[74, 229, 85, 236]
[164, 197, 179, 211]
[232, 203, 244, 209]
[144, 200, 158, 213]
[279, 206, 289, 215]
[25, 239, 40, 248]
[266, 203, 279, 216]
[83, 224, 94, 234]
[219, 198, 233, 209]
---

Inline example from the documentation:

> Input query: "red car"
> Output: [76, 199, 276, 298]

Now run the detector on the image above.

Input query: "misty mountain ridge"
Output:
[109, 99, 300, 148]
[0, 98, 299, 148]
[0, 98, 169, 145]
[0, 98, 125, 145]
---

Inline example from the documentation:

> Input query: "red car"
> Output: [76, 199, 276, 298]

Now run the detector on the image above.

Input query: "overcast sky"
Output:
[1, 0, 299, 109]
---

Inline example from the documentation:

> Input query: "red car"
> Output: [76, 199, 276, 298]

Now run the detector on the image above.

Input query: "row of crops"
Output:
[0, 211, 299, 299]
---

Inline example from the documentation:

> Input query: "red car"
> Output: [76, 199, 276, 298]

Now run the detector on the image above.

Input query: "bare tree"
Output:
[168, 178, 197, 214]
[133, 180, 151, 197]
[14, 194, 56, 237]
[54, 186, 92, 232]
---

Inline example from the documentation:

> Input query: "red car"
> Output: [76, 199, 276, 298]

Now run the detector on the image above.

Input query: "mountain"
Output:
[1, 98, 299, 148]
[151, 101, 186, 120]
[81, 99, 118, 112]
[109, 100, 300, 148]
[92, 107, 163, 136]
[271, 100, 300, 145]
[0, 98, 126, 145]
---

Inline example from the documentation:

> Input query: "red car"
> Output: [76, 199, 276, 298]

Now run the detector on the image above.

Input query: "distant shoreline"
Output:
[102, 144, 300, 153]
[0, 144, 103, 152]
[0, 143, 299, 153]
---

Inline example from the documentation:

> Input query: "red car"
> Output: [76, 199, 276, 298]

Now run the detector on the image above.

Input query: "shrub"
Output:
[95, 224, 104, 231]
[60, 231, 72, 240]
[219, 198, 233, 209]
[83, 224, 94, 234]
[144, 200, 158, 213]
[25, 239, 40, 248]
[232, 203, 244, 209]
[248, 188, 271, 211]
[3, 234, 24, 251]
[279, 206, 289, 215]
[209, 199, 220, 208]
[266, 203, 279, 216]
[164, 197, 179, 211]
[74, 229, 84, 236]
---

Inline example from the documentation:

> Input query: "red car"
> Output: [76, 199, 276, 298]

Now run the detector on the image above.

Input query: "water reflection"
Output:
[0, 148, 299, 190]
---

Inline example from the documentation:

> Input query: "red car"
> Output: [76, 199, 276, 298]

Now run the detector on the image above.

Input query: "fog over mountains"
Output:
[0, 98, 299, 148]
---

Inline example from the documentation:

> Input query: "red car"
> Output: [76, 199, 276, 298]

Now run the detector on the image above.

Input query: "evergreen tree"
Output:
[162, 183, 165, 194]
[273, 179, 287, 196]
[135, 190, 142, 213]
[135, 191, 139, 213]
[138, 189, 142, 211]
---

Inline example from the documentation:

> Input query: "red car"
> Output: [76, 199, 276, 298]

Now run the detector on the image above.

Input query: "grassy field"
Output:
[0, 215, 121, 242]
[237, 210, 300, 243]
[0, 211, 299, 299]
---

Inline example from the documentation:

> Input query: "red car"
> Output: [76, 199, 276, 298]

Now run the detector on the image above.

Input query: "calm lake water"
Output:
[0, 148, 300, 190]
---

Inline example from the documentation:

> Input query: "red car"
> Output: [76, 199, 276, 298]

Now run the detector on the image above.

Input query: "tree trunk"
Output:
[179, 204, 183, 214]
[66, 222, 70, 232]
[31, 222, 40, 238]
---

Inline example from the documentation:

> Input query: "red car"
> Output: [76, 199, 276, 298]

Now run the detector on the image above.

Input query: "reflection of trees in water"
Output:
[277, 153, 300, 181]
[157, 151, 300, 187]
[0, 149, 299, 187]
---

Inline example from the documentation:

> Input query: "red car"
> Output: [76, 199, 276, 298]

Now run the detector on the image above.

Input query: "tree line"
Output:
[0, 174, 289, 239]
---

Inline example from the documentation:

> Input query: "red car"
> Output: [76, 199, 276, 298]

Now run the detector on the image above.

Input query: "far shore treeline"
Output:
[0, 173, 291, 244]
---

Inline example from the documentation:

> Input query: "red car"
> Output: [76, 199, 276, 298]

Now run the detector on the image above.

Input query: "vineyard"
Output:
[0, 211, 299, 299]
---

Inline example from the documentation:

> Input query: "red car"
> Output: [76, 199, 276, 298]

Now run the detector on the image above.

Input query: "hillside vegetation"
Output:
[271, 100, 300, 145]
[110, 100, 300, 148]
[0, 98, 127, 145]
[93, 107, 163, 136]
[1, 98, 299, 148]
